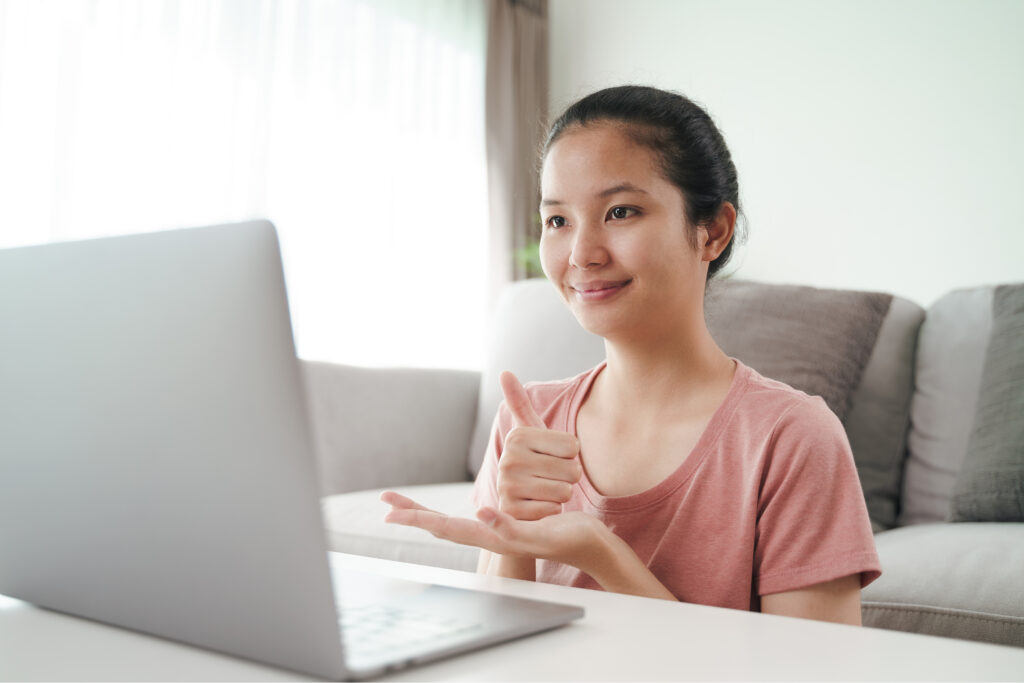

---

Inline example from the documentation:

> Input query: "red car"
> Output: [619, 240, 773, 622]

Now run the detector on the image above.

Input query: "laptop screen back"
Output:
[0, 221, 346, 679]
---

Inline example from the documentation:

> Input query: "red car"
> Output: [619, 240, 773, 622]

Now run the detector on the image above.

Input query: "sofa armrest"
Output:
[300, 360, 480, 495]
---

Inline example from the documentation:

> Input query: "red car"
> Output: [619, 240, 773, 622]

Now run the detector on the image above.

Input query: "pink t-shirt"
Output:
[472, 360, 881, 611]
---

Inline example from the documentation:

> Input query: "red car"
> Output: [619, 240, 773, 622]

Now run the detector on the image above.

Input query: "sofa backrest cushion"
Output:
[950, 283, 1024, 522]
[843, 296, 925, 530]
[469, 280, 923, 534]
[901, 286, 994, 525]
[302, 361, 480, 495]
[704, 280, 893, 423]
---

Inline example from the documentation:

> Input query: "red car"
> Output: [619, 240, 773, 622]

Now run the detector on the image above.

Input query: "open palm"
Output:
[381, 491, 602, 568]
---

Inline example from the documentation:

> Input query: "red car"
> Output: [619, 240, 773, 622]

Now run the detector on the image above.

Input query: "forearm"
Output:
[583, 525, 677, 601]
[479, 516, 676, 599]
[390, 495, 670, 598]
[478, 550, 536, 581]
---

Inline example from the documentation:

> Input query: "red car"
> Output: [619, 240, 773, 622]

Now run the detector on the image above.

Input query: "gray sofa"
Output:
[301, 278, 1024, 649]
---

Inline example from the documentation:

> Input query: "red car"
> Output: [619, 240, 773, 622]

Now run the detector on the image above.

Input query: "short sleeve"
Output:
[471, 402, 512, 510]
[754, 397, 882, 596]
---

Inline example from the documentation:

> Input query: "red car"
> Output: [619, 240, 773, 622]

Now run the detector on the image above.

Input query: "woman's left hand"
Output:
[381, 491, 609, 572]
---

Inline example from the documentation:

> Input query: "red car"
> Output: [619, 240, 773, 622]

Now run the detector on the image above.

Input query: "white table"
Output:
[2, 552, 1023, 681]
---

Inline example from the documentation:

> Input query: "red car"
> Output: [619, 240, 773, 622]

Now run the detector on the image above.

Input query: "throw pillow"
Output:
[950, 283, 1024, 522]
[704, 280, 893, 423]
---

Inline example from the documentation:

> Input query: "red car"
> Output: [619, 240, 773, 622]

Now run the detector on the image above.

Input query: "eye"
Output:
[545, 215, 567, 229]
[608, 206, 638, 221]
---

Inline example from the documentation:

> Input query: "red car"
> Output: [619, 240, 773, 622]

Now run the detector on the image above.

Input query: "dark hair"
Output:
[542, 85, 744, 280]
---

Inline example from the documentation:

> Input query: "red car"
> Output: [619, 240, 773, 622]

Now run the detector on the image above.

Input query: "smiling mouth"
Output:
[571, 279, 633, 302]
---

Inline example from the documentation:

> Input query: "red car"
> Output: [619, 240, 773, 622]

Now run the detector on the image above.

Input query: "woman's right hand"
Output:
[496, 371, 583, 521]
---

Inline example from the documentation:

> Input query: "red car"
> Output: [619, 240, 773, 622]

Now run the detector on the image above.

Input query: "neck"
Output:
[596, 306, 734, 420]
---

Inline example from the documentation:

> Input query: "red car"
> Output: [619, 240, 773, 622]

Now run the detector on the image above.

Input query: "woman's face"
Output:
[539, 123, 709, 340]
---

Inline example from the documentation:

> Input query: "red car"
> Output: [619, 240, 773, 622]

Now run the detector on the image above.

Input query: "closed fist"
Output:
[496, 371, 583, 521]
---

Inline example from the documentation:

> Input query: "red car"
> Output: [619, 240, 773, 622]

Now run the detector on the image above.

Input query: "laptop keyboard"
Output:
[340, 604, 483, 659]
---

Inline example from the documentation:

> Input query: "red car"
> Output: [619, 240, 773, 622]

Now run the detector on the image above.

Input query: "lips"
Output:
[570, 279, 633, 302]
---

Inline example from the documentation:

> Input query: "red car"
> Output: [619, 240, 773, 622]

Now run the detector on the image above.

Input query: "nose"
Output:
[568, 221, 608, 270]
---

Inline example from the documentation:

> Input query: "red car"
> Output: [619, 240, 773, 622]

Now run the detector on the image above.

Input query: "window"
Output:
[0, 0, 488, 369]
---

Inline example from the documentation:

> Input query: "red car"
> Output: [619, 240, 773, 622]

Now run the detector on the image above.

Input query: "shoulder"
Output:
[732, 366, 862, 514]
[730, 362, 849, 459]
[737, 362, 844, 430]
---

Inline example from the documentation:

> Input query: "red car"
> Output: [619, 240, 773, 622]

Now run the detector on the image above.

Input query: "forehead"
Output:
[541, 123, 666, 197]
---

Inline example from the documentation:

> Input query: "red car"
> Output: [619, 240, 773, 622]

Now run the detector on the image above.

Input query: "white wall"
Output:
[549, 0, 1024, 306]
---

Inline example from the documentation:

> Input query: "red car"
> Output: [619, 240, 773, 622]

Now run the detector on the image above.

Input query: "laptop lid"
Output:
[0, 221, 348, 679]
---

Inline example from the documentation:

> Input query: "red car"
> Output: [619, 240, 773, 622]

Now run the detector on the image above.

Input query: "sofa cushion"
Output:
[862, 523, 1024, 648]
[704, 280, 893, 423]
[901, 287, 994, 525]
[843, 297, 924, 530]
[951, 283, 1024, 522]
[302, 361, 480, 495]
[322, 483, 478, 572]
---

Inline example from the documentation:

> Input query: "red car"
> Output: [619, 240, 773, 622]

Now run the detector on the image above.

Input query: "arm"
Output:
[583, 522, 677, 600]
[385, 492, 675, 601]
[477, 549, 535, 581]
[476, 550, 491, 573]
[477, 528, 672, 598]
[755, 400, 880, 625]
[761, 574, 862, 625]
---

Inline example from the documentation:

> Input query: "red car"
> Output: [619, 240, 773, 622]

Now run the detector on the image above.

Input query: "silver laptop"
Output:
[0, 220, 583, 680]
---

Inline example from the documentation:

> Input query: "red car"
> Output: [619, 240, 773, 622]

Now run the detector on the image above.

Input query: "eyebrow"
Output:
[541, 182, 649, 207]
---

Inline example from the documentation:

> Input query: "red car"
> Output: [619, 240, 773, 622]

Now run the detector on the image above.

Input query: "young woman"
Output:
[382, 85, 880, 624]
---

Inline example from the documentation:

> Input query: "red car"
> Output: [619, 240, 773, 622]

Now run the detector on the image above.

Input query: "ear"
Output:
[700, 202, 736, 262]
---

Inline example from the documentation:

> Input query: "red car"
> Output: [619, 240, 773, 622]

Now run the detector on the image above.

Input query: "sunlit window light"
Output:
[0, 0, 488, 369]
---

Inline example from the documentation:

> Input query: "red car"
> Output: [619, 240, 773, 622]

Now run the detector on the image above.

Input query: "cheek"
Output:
[643, 232, 701, 280]
[538, 233, 563, 279]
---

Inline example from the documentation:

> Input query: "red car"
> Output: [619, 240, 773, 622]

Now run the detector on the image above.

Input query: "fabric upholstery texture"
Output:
[302, 362, 480, 496]
[704, 280, 893, 423]
[863, 603, 1024, 648]
[951, 284, 1024, 522]
[322, 483, 478, 571]
[901, 287, 993, 525]
[843, 297, 924, 530]
[862, 523, 1024, 647]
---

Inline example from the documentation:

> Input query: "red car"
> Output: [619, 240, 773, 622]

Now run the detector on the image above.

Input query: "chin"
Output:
[569, 307, 627, 340]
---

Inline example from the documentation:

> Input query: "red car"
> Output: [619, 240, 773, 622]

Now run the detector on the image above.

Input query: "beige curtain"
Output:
[485, 0, 549, 305]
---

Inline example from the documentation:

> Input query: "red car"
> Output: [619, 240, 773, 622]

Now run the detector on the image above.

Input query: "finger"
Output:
[476, 506, 511, 529]
[379, 490, 433, 512]
[503, 428, 581, 462]
[499, 371, 545, 429]
[383, 507, 445, 528]
[497, 499, 562, 521]
[476, 507, 526, 545]
[385, 508, 505, 554]
[501, 477, 573, 506]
